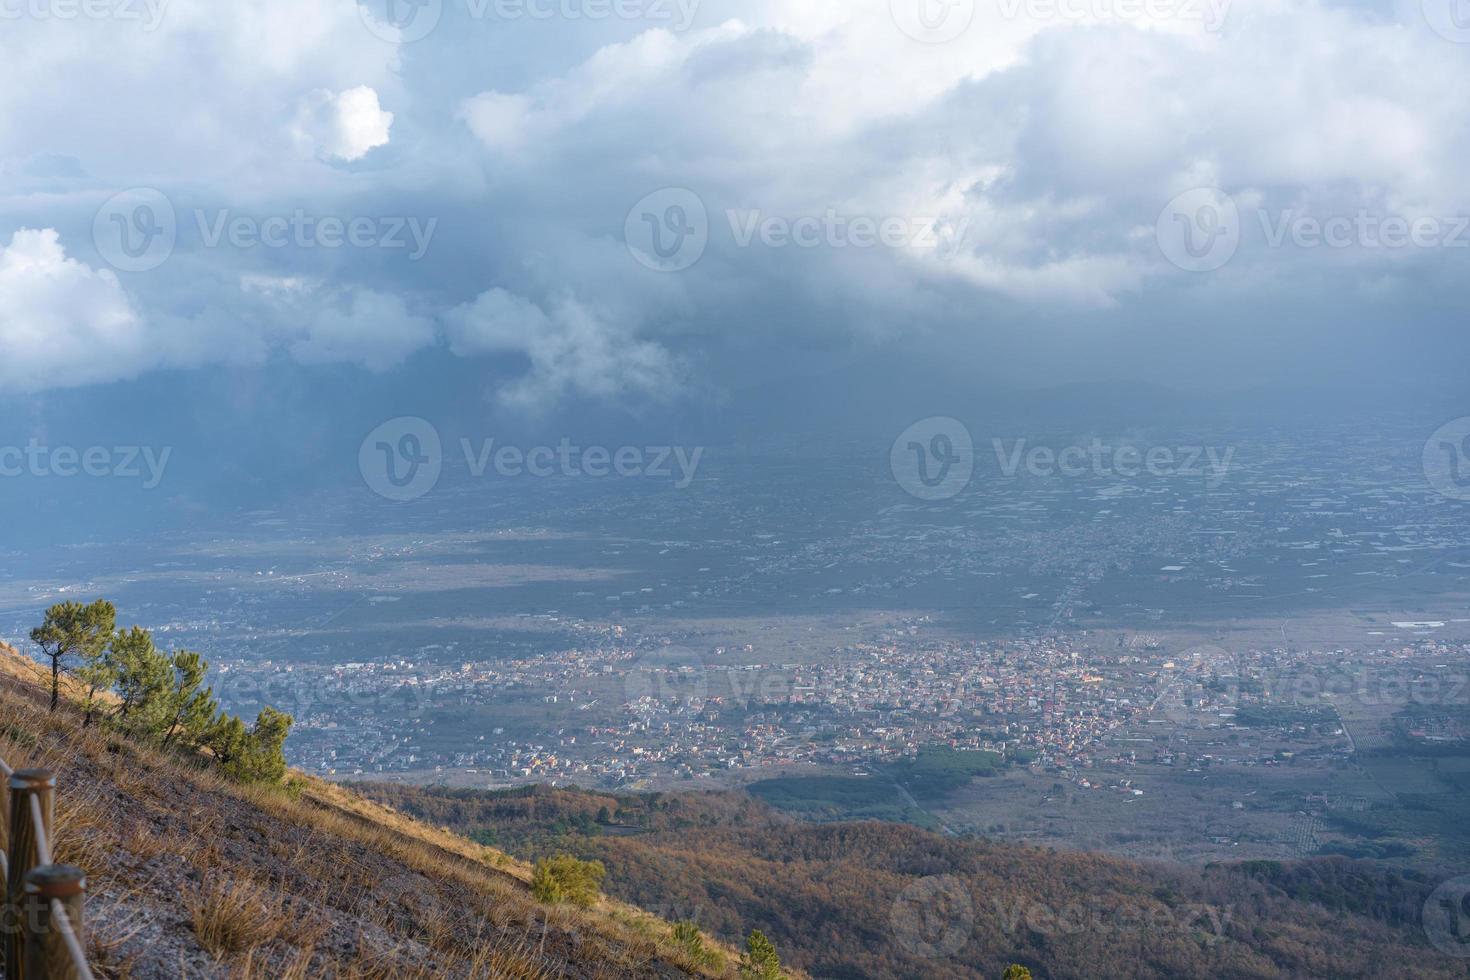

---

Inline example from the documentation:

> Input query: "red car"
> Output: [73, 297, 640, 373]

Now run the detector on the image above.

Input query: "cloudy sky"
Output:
[2, 0, 1467, 437]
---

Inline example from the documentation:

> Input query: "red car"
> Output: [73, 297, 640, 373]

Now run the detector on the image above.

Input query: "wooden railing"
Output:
[0, 757, 92, 980]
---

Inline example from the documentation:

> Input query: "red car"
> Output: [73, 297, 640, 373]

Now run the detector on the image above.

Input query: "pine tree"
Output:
[208, 708, 294, 784]
[160, 651, 218, 749]
[207, 714, 250, 767]
[109, 626, 172, 733]
[30, 600, 116, 712]
[242, 708, 293, 783]
[74, 655, 116, 728]
[739, 930, 782, 979]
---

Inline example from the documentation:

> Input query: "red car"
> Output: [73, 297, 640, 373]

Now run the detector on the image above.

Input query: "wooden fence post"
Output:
[5, 768, 56, 980]
[24, 865, 85, 980]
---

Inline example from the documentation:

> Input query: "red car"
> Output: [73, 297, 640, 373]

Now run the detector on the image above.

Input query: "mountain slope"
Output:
[355, 782, 1470, 980]
[0, 645, 740, 979]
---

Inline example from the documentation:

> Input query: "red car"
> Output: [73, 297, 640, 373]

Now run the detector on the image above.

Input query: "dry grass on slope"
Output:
[0, 642, 738, 979]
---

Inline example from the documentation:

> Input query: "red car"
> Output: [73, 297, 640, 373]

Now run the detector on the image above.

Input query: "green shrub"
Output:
[671, 920, 723, 970]
[531, 854, 606, 908]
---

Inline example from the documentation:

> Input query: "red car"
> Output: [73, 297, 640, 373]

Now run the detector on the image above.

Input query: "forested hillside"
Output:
[357, 782, 1466, 980]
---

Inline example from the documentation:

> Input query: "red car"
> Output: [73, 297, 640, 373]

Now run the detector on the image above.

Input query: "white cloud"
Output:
[461, 3, 1470, 311]
[0, 0, 403, 186]
[444, 289, 680, 410]
[241, 276, 435, 371]
[293, 86, 394, 162]
[4, 0, 1469, 398]
[0, 229, 153, 392]
[443, 287, 552, 351]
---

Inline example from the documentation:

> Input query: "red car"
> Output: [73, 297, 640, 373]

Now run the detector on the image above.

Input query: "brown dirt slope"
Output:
[0, 642, 743, 979]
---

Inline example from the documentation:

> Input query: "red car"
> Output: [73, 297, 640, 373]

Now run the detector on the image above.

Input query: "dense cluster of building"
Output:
[207, 622, 1470, 791]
